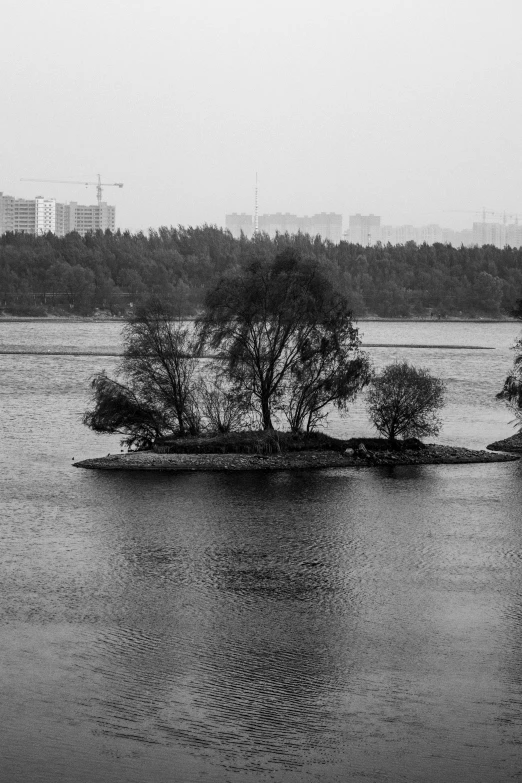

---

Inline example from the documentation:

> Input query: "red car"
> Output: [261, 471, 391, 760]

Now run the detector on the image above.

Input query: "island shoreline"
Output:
[74, 445, 519, 472]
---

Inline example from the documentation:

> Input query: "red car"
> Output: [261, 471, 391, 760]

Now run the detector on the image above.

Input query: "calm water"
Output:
[1, 320, 522, 782]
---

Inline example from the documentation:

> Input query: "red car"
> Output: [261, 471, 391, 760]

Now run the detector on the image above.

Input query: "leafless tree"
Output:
[83, 298, 201, 447]
[197, 248, 369, 430]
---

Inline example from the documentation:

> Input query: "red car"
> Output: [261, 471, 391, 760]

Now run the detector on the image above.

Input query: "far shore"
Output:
[0, 315, 519, 324]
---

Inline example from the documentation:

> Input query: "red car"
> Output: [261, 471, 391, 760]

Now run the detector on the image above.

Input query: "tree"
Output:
[197, 248, 368, 430]
[83, 372, 169, 450]
[284, 317, 371, 432]
[510, 298, 522, 319]
[83, 298, 201, 447]
[497, 336, 522, 421]
[197, 378, 249, 434]
[367, 362, 446, 442]
[121, 299, 200, 435]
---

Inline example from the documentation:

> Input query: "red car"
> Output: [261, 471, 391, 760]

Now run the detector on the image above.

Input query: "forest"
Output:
[1, 225, 521, 318]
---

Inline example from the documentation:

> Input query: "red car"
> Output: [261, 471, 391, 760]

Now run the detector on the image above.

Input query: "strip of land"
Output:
[74, 445, 518, 472]
[487, 433, 522, 453]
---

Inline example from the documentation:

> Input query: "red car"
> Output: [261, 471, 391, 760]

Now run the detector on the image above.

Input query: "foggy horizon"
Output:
[3, 0, 521, 234]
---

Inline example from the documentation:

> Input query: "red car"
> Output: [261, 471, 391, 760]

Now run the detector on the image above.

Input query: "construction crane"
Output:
[445, 209, 522, 225]
[20, 174, 123, 207]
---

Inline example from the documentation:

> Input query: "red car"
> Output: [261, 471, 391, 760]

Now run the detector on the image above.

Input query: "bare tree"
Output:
[284, 317, 371, 432]
[122, 299, 200, 436]
[197, 248, 368, 430]
[83, 298, 201, 447]
[197, 377, 249, 434]
[367, 362, 446, 443]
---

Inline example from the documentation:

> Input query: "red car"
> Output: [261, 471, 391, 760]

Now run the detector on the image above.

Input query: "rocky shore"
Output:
[74, 444, 518, 472]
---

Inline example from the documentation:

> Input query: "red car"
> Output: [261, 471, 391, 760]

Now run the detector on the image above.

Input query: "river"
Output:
[1, 320, 521, 782]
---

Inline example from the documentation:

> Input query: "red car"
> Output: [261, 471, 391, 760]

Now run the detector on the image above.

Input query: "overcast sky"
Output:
[2, 0, 521, 233]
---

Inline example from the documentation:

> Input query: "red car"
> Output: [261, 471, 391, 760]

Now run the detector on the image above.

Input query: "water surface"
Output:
[1, 321, 521, 782]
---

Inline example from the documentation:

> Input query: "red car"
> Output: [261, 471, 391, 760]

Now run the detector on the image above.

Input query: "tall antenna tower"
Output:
[253, 173, 259, 237]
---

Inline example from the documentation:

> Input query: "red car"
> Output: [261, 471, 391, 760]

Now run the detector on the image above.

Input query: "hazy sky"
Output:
[2, 0, 521, 232]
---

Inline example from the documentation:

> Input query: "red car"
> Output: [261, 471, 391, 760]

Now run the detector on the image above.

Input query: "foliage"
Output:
[2, 226, 522, 318]
[83, 372, 168, 450]
[121, 299, 200, 436]
[510, 298, 522, 319]
[83, 298, 201, 446]
[497, 336, 522, 425]
[284, 320, 371, 432]
[366, 362, 446, 442]
[197, 248, 369, 430]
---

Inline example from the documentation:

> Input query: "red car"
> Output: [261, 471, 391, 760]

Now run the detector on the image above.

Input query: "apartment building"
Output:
[345, 214, 381, 245]
[225, 212, 343, 243]
[0, 191, 116, 236]
[225, 212, 253, 239]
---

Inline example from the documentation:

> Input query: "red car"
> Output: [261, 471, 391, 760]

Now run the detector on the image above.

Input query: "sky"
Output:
[2, 0, 522, 233]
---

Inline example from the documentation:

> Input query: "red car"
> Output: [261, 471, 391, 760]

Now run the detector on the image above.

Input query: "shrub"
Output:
[366, 362, 446, 443]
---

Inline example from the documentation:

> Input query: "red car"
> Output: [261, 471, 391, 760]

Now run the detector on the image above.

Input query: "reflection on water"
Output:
[1, 322, 522, 782]
[2, 467, 522, 782]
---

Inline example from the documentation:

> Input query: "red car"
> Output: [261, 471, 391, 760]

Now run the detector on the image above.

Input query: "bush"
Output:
[197, 378, 249, 434]
[366, 362, 446, 443]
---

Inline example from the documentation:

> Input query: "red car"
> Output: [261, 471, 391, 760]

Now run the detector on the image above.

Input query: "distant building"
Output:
[35, 196, 56, 235]
[258, 212, 301, 237]
[506, 223, 522, 248]
[225, 212, 254, 239]
[472, 221, 503, 247]
[307, 213, 343, 243]
[345, 218, 477, 248]
[419, 224, 443, 244]
[345, 214, 381, 245]
[226, 211, 342, 243]
[59, 202, 116, 235]
[0, 191, 116, 236]
[0, 193, 38, 234]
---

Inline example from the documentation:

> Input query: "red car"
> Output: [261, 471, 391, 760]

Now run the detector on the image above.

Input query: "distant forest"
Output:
[1, 226, 521, 319]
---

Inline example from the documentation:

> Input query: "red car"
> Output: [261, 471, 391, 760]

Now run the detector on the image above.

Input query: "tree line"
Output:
[1, 226, 522, 318]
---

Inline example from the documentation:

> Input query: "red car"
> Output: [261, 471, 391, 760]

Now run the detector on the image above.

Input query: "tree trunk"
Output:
[261, 397, 273, 430]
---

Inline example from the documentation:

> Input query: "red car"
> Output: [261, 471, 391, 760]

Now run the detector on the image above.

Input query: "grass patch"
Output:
[153, 430, 349, 455]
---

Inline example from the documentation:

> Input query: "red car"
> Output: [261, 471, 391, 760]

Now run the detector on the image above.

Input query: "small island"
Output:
[75, 250, 522, 473]
[74, 431, 518, 471]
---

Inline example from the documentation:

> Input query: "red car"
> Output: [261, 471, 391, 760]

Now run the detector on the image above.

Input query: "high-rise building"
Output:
[0, 194, 39, 234]
[506, 223, 522, 248]
[35, 196, 56, 235]
[472, 221, 506, 248]
[226, 211, 342, 243]
[0, 191, 116, 236]
[346, 214, 381, 245]
[307, 213, 343, 243]
[225, 212, 254, 239]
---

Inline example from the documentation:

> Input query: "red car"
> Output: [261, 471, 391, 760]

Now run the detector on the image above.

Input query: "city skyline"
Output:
[4, 176, 522, 237]
[3, 184, 522, 249]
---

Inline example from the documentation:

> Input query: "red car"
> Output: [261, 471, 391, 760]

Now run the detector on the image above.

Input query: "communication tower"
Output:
[254, 173, 259, 237]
